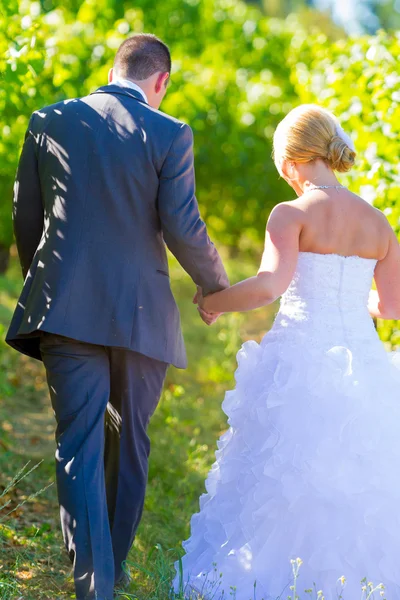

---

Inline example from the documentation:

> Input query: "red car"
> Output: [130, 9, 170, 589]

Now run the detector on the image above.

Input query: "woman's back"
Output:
[294, 189, 389, 260]
[283, 188, 400, 323]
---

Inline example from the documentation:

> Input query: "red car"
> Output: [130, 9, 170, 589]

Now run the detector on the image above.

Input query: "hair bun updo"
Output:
[273, 104, 356, 176]
[326, 135, 356, 173]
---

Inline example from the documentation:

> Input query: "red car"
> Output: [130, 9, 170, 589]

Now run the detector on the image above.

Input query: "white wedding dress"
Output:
[174, 252, 400, 600]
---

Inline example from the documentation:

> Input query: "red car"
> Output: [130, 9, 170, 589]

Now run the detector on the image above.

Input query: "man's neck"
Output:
[110, 76, 148, 103]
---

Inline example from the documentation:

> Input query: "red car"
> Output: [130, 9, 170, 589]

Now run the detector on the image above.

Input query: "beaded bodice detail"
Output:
[269, 252, 381, 356]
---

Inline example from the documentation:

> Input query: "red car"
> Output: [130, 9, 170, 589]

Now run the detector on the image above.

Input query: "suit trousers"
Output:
[39, 333, 168, 600]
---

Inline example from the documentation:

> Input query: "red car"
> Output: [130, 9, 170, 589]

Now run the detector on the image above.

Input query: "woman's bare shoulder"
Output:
[267, 200, 306, 226]
[356, 195, 394, 231]
[370, 203, 391, 225]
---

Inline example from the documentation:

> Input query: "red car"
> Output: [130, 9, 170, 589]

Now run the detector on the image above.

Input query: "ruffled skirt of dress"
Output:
[173, 332, 400, 600]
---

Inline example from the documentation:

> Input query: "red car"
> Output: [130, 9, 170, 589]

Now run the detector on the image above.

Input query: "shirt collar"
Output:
[109, 77, 148, 104]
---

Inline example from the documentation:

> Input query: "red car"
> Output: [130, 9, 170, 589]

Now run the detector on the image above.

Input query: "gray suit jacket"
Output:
[6, 84, 229, 368]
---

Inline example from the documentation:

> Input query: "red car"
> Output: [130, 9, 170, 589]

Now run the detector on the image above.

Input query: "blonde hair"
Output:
[273, 104, 356, 174]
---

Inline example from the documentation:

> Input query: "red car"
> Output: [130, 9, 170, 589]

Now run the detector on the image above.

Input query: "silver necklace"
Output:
[308, 184, 346, 191]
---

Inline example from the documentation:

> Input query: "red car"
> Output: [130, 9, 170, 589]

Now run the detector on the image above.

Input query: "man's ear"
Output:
[155, 72, 169, 93]
[108, 68, 114, 84]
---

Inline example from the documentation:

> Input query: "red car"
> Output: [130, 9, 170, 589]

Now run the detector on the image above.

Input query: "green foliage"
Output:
[1, 0, 301, 256]
[0, 2, 47, 248]
[3, 0, 400, 268]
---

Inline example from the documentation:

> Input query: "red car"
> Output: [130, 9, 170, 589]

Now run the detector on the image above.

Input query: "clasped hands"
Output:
[193, 286, 221, 326]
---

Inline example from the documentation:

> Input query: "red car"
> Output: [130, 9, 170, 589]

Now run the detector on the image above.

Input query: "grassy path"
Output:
[0, 249, 275, 599]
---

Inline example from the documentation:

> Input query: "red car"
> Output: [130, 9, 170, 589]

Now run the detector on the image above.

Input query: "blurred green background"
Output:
[2, 0, 400, 339]
[1, 0, 400, 597]
[2, 0, 400, 261]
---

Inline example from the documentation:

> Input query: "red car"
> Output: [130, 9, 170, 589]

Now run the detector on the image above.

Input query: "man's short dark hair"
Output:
[114, 34, 171, 81]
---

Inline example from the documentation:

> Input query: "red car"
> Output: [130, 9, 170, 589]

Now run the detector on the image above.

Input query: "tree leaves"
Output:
[0, 0, 298, 254]
[2, 1, 400, 283]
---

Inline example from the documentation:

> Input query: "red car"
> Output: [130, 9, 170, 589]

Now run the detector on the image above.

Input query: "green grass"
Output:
[0, 247, 275, 599]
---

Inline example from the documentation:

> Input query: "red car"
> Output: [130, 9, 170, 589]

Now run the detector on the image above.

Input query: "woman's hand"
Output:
[196, 287, 216, 314]
[193, 287, 221, 325]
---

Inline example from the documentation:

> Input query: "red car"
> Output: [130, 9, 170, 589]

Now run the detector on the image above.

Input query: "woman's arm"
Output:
[199, 203, 302, 314]
[369, 229, 400, 320]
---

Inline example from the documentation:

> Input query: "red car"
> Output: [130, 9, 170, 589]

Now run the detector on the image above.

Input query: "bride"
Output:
[173, 104, 400, 599]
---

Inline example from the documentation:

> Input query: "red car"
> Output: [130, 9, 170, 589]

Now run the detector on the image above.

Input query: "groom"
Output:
[6, 34, 228, 600]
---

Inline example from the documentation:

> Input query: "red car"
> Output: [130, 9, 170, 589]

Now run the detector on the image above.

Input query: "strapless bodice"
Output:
[269, 252, 381, 355]
[281, 252, 376, 309]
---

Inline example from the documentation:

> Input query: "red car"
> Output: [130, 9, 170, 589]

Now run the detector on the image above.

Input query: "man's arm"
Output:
[158, 123, 229, 295]
[13, 113, 44, 279]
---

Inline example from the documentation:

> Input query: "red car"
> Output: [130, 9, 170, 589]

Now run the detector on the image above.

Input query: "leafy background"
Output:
[1, 0, 400, 597]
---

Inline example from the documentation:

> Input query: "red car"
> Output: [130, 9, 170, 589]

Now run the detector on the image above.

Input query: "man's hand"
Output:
[193, 287, 221, 326]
